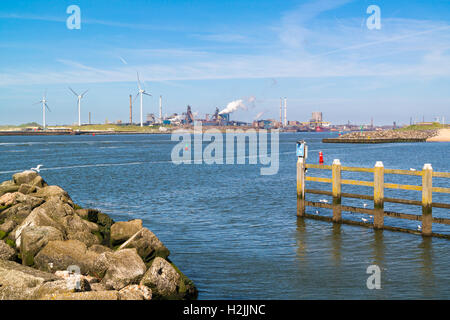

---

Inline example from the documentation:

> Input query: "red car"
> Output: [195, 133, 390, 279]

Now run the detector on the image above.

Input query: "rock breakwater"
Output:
[0, 170, 197, 300]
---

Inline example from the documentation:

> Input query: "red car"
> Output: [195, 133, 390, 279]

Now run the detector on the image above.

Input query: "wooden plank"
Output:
[305, 189, 332, 196]
[384, 169, 423, 176]
[341, 192, 373, 200]
[305, 176, 332, 183]
[384, 183, 422, 191]
[297, 158, 305, 217]
[432, 186, 450, 194]
[433, 171, 450, 178]
[341, 166, 374, 173]
[422, 164, 433, 236]
[302, 214, 450, 239]
[305, 164, 332, 170]
[341, 179, 374, 187]
[373, 162, 384, 229]
[332, 159, 342, 223]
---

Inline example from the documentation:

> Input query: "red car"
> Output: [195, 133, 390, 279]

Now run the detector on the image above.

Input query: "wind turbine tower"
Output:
[34, 91, 51, 129]
[69, 87, 88, 126]
[135, 72, 152, 127]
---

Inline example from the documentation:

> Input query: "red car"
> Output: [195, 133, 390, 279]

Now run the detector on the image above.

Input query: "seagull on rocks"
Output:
[31, 164, 43, 173]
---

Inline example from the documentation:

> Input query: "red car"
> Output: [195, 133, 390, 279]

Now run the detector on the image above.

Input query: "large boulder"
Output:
[118, 228, 170, 262]
[32, 279, 91, 299]
[0, 240, 15, 261]
[0, 220, 16, 234]
[38, 290, 119, 300]
[110, 219, 143, 246]
[34, 240, 99, 275]
[67, 231, 101, 247]
[119, 284, 152, 300]
[20, 225, 65, 266]
[0, 259, 58, 300]
[0, 180, 20, 198]
[14, 207, 65, 247]
[33, 186, 73, 205]
[93, 248, 146, 290]
[12, 171, 38, 185]
[140, 257, 181, 299]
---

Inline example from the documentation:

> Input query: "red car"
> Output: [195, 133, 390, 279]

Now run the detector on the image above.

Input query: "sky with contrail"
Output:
[0, 0, 449, 125]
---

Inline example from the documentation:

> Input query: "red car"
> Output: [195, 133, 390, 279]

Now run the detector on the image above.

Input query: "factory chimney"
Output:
[159, 95, 162, 123]
[280, 98, 282, 127]
[129, 94, 132, 124]
[284, 97, 287, 127]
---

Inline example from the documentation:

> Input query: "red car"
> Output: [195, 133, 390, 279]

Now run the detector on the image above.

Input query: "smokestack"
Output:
[159, 95, 162, 123]
[129, 94, 132, 124]
[284, 97, 287, 127]
[280, 98, 282, 127]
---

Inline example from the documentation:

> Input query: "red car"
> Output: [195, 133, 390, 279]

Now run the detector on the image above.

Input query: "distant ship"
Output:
[315, 126, 330, 132]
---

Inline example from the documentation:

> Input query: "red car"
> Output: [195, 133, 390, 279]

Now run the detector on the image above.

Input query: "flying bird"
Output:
[30, 165, 43, 173]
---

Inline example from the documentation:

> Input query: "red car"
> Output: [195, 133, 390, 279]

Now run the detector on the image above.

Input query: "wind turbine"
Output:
[33, 91, 51, 129]
[134, 72, 152, 127]
[69, 87, 88, 126]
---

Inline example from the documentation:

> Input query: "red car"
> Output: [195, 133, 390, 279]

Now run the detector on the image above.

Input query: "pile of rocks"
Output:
[0, 170, 197, 300]
[338, 129, 438, 140]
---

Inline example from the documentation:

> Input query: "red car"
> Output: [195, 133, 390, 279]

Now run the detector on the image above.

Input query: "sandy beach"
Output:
[427, 129, 450, 142]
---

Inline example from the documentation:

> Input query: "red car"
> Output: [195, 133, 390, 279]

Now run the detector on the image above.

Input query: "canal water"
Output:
[0, 132, 449, 299]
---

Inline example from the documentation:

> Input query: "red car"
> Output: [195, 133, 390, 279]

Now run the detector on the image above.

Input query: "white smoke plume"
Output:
[219, 99, 247, 115]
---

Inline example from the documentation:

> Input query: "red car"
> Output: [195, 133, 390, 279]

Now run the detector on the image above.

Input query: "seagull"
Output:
[319, 199, 329, 203]
[369, 215, 373, 218]
[417, 225, 422, 231]
[410, 168, 416, 171]
[315, 210, 319, 215]
[361, 218, 368, 222]
[363, 203, 368, 208]
[31, 165, 43, 173]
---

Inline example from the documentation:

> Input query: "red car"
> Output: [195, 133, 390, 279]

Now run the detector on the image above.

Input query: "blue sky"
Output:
[0, 0, 449, 125]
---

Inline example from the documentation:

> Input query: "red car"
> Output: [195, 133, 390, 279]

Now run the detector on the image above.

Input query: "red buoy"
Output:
[319, 151, 324, 164]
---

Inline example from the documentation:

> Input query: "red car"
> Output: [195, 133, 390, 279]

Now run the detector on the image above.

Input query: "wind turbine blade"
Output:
[143, 92, 152, 97]
[136, 72, 142, 90]
[44, 89, 47, 99]
[69, 87, 78, 96]
[33, 101, 42, 105]
[45, 103, 51, 112]
[81, 89, 89, 98]
[133, 92, 140, 102]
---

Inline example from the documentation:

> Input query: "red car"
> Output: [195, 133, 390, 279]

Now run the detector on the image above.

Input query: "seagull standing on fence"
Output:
[31, 164, 43, 173]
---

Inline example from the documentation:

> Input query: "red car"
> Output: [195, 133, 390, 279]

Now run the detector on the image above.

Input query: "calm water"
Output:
[0, 132, 449, 299]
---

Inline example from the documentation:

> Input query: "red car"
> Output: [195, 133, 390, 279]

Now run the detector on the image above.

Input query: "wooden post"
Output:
[332, 159, 342, 222]
[373, 161, 384, 229]
[422, 163, 433, 236]
[297, 157, 305, 216]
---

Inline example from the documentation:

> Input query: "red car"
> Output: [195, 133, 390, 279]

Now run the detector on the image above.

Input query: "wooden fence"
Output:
[296, 158, 450, 238]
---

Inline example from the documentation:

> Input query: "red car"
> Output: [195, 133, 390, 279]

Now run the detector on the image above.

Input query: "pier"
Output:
[296, 158, 450, 238]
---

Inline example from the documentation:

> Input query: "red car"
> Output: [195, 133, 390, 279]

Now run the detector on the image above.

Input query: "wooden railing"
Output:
[296, 158, 450, 238]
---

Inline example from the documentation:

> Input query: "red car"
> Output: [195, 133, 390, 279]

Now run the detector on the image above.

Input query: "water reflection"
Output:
[419, 237, 435, 298]
[296, 217, 307, 261]
[331, 224, 342, 267]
